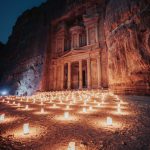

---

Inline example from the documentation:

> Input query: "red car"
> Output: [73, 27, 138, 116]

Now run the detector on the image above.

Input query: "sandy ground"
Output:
[0, 94, 150, 150]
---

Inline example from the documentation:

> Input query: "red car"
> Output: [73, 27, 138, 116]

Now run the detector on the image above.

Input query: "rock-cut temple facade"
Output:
[49, 5, 107, 91]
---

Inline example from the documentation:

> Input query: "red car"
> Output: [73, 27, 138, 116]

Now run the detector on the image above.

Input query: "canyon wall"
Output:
[0, 42, 5, 82]
[0, 0, 67, 95]
[105, 0, 150, 94]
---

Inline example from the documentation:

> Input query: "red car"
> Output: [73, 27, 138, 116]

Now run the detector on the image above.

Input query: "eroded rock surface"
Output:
[105, 0, 150, 94]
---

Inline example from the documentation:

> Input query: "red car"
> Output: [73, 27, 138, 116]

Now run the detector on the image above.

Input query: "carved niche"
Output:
[54, 22, 67, 56]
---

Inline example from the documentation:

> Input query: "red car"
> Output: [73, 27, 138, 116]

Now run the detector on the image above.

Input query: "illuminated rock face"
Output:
[0, 0, 150, 95]
[0, 7, 48, 95]
[105, 0, 150, 94]
[0, 1, 65, 95]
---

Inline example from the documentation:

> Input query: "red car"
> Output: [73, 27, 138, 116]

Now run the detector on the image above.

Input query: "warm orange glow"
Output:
[25, 105, 29, 110]
[41, 108, 44, 113]
[66, 105, 70, 109]
[117, 107, 121, 114]
[18, 103, 21, 107]
[97, 103, 101, 107]
[89, 106, 93, 111]
[53, 104, 56, 108]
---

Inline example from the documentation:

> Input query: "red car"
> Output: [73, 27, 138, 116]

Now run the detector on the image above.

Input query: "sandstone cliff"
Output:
[0, 42, 5, 81]
[105, 0, 150, 94]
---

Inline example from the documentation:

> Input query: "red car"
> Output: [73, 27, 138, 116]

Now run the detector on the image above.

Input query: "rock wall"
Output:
[0, 42, 6, 82]
[105, 0, 150, 94]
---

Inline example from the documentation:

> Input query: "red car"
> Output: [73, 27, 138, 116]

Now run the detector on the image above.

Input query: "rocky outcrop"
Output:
[0, 42, 4, 50]
[0, 42, 5, 81]
[105, 0, 150, 94]
[0, 0, 66, 95]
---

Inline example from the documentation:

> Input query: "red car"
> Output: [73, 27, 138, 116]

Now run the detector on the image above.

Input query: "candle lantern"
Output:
[68, 142, 75, 150]
[89, 106, 92, 110]
[23, 123, 29, 135]
[107, 117, 112, 126]
[25, 105, 29, 110]
[83, 107, 87, 113]
[66, 105, 70, 109]
[64, 112, 69, 119]
[0, 114, 5, 122]
[41, 108, 44, 113]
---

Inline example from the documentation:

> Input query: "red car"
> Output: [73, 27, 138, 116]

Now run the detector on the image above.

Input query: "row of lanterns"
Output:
[0, 91, 124, 150]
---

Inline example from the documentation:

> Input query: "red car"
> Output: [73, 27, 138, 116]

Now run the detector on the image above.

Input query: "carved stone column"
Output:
[86, 27, 89, 45]
[61, 63, 64, 90]
[87, 58, 91, 89]
[77, 33, 80, 48]
[79, 60, 83, 89]
[53, 65, 57, 90]
[68, 62, 71, 89]
[97, 56, 101, 88]
[95, 24, 99, 43]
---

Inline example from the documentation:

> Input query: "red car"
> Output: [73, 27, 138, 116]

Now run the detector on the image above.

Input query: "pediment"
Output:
[61, 49, 90, 58]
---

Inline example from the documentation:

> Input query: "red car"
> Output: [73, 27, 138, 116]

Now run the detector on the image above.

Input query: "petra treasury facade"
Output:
[49, 5, 107, 91]
[0, 0, 150, 95]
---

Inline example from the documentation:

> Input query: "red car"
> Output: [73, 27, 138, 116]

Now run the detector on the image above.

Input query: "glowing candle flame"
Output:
[41, 108, 44, 113]
[97, 103, 101, 107]
[25, 105, 29, 110]
[107, 117, 112, 126]
[83, 107, 87, 113]
[23, 123, 29, 135]
[53, 104, 56, 108]
[0, 114, 5, 122]
[84, 101, 87, 106]
[7, 101, 10, 104]
[13, 101, 16, 105]
[2, 99, 5, 102]
[66, 105, 70, 109]
[18, 103, 21, 107]
[117, 107, 121, 114]
[64, 112, 69, 119]
[68, 142, 75, 150]
[117, 103, 121, 108]
[89, 106, 93, 110]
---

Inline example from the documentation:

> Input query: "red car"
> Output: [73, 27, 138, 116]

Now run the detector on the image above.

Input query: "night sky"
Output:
[0, 0, 47, 44]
